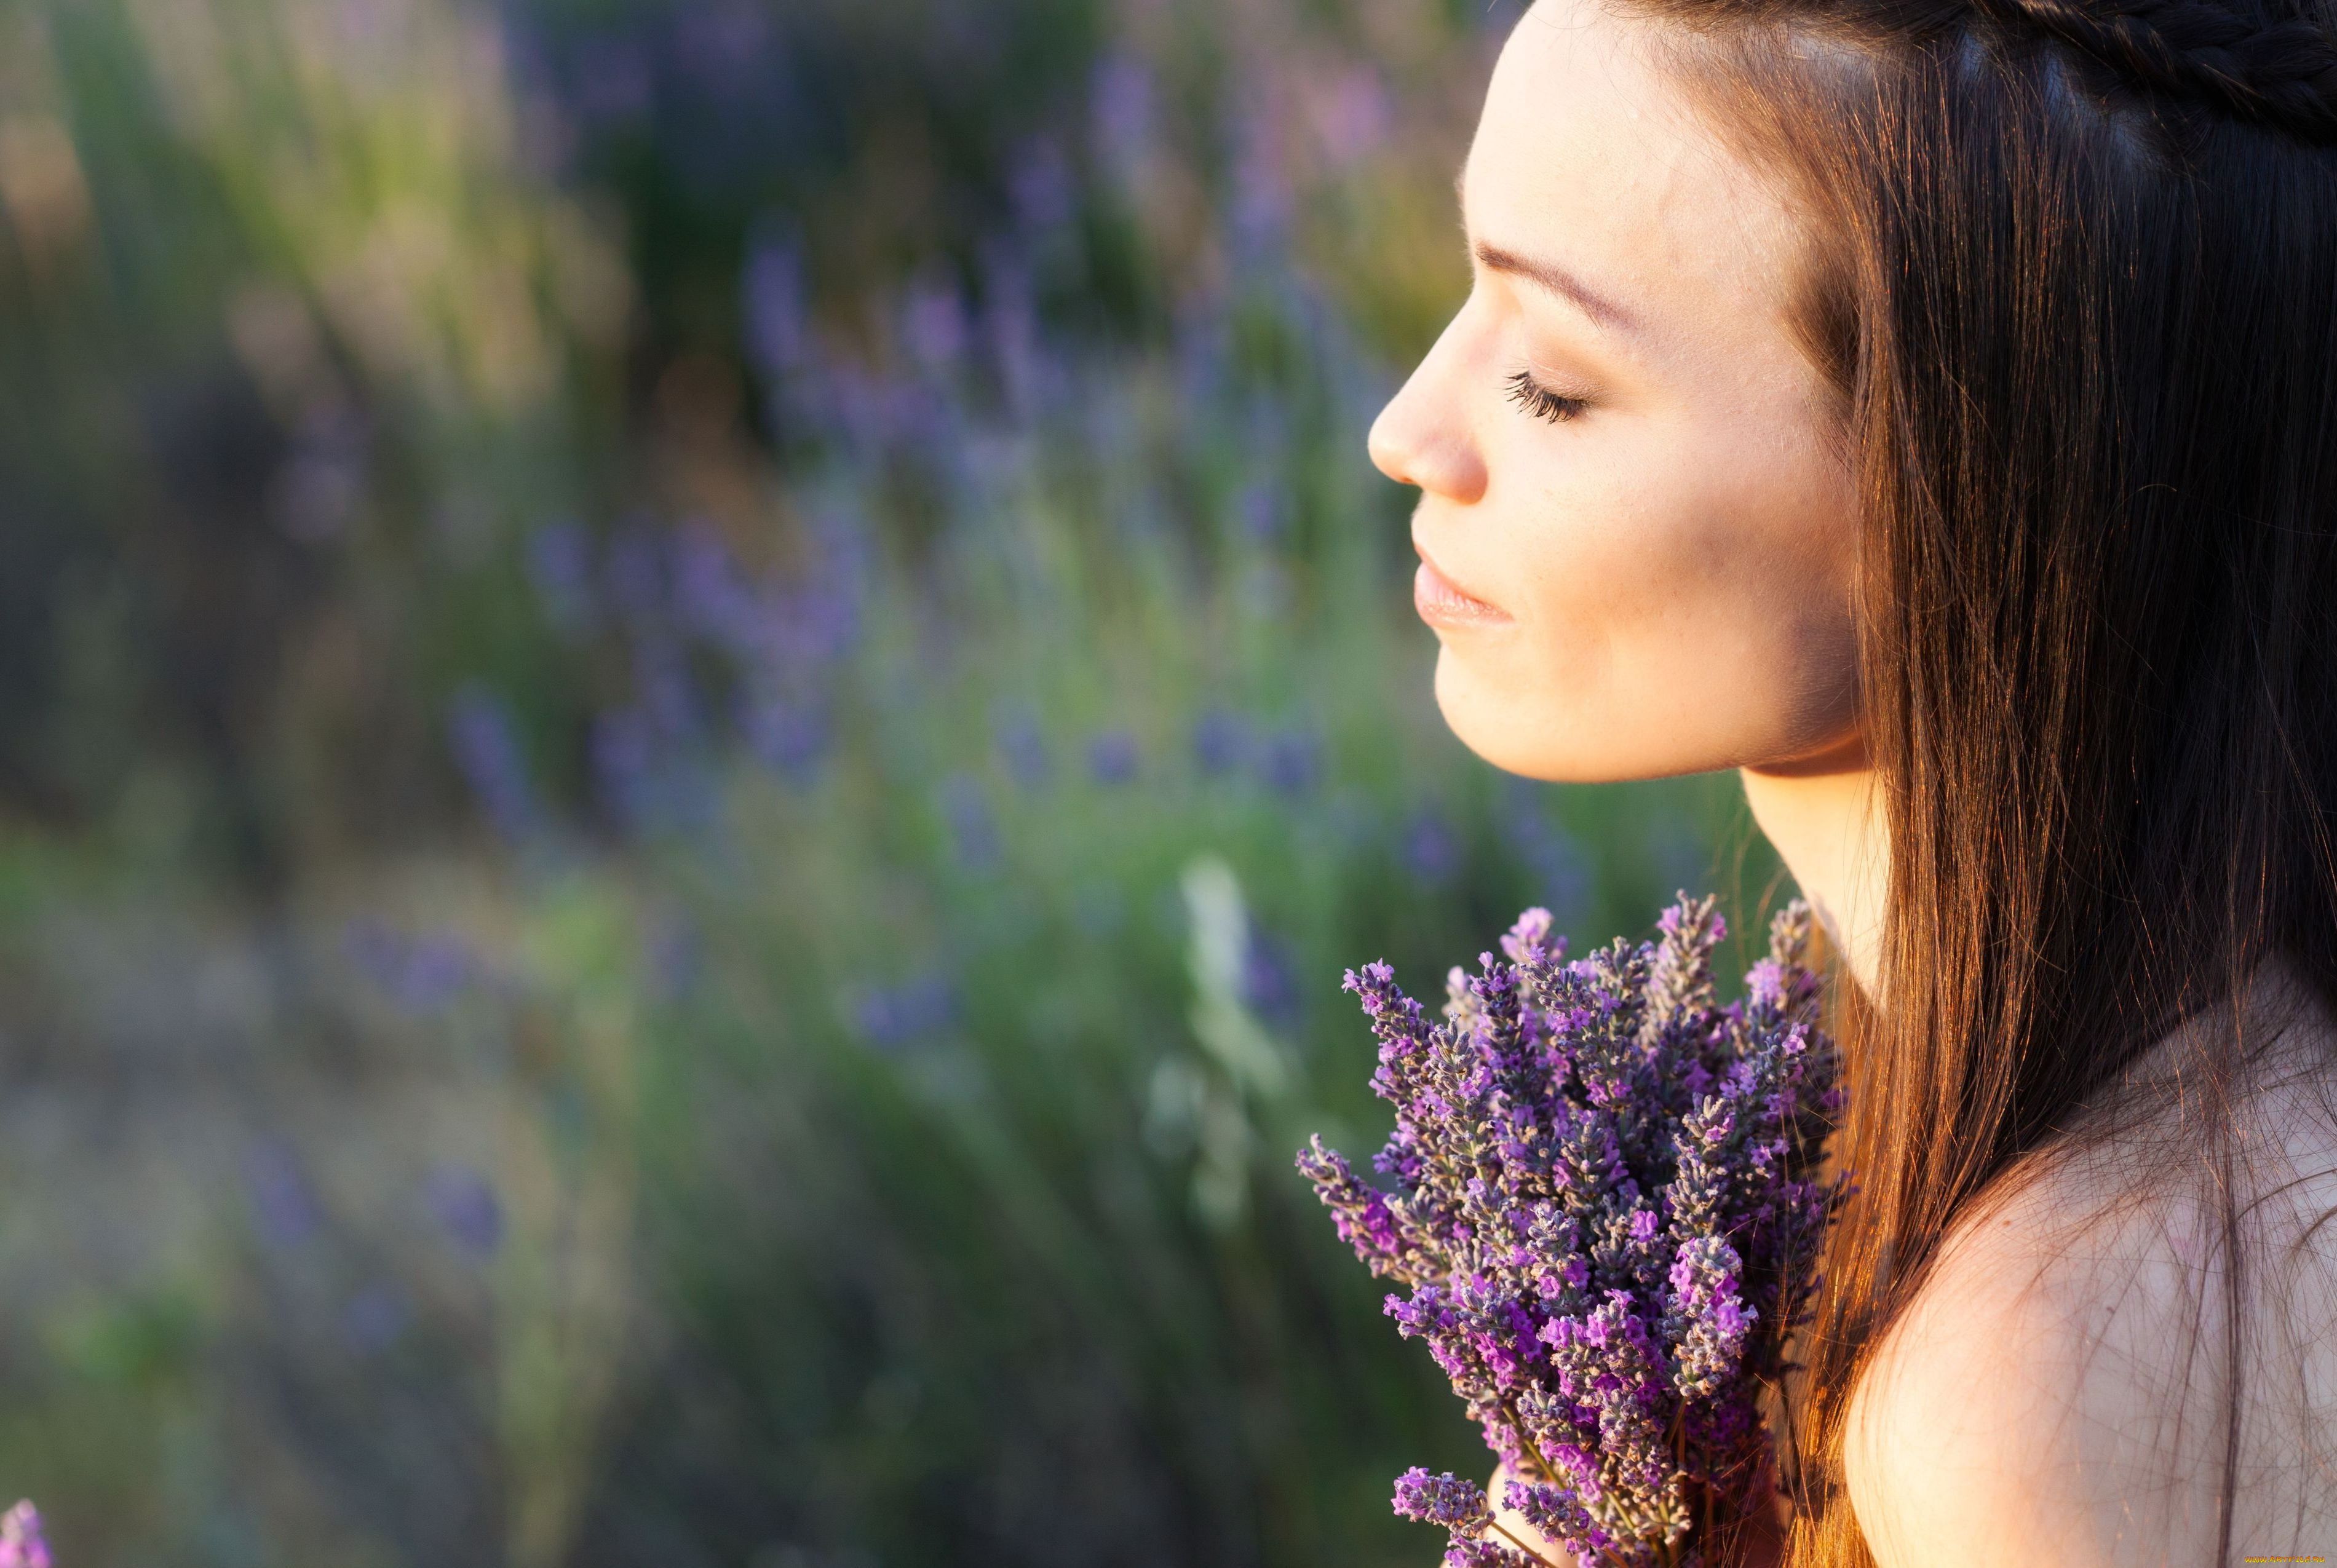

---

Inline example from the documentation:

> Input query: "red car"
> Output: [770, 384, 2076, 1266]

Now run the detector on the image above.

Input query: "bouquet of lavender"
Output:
[1296, 897, 1845, 1568]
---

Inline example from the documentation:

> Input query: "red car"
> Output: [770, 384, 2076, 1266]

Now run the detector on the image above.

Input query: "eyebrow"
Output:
[1456, 165, 1645, 339]
[1472, 238, 1645, 338]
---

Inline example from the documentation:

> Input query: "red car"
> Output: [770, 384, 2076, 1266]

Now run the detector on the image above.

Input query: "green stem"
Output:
[1488, 1520, 1569, 1568]
[1499, 1395, 1562, 1487]
[1489, 1519, 1639, 1568]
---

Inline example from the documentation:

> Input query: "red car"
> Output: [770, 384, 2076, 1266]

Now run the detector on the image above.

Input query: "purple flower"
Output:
[0, 1500, 52, 1568]
[1090, 53, 1154, 186]
[670, 3, 777, 102]
[1393, 1469, 1491, 1535]
[244, 1140, 322, 1250]
[633, 634, 702, 741]
[940, 774, 1000, 869]
[1503, 780, 1590, 924]
[1256, 727, 1320, 796]
[1299, 898, 1846, 1568]
[426, 1164, 504, 1260]
[1228, 103, 1290, 257]
[1307, 65, 1394, 171]
[742, 226, 808, 375]
[1243, 929, 1301, 1029]
[1087, 732, 1139, 786]
[572, 38, 651, 125]
[343, 920, 474, 1015]
[1192, 707, 1250, 777]
[593, 707, 658, 826]
[341, 1283, 408, 1355]
[671, 519, 755, 643]
[852, 972, 956, 1051]
[1239, 482, 1287, 543]
[1405, 810, 1463, 885]
[527, 520, 597, 632]
[740, 693, 830, 785]
[900, 274, 970, 379]
[993, 703, 1050, 791]
[983, 247, 1049, 420]
[603, 520, 667, 624]
[1009, 137, 1076, 235]
[643, 913, 700, 1002]
[447, 686, 534, 841]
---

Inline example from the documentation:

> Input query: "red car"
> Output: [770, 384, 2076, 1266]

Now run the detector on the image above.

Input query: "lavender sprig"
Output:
[1298, 897, 1845, 1568]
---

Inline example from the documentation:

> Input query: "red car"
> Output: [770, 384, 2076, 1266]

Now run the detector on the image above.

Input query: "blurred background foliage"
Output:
[0, 0, 1779, 1562]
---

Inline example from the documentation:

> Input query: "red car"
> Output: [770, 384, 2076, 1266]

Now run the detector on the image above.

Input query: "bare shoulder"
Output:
[1844, 1137, 2337, 1568]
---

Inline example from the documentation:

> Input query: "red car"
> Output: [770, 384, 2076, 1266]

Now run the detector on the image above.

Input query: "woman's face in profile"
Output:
[1368, 0, 1864, 784]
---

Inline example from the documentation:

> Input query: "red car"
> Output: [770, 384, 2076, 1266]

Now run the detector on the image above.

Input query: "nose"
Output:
[1366, 326, 1488, 506]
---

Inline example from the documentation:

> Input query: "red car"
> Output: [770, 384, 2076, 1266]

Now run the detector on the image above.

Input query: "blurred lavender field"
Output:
[0, 0, 1774, 1563]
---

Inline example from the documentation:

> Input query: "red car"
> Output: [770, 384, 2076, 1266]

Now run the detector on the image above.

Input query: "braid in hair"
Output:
[1961, 0, 2337, 141]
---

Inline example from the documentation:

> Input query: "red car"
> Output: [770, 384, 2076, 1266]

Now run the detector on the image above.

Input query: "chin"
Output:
[1430, 647, 1740, 784]
[1433, 649, 1598, 782]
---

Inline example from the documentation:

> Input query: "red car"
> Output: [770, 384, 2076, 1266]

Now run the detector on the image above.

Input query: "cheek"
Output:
[1442, 413, 1859, 779]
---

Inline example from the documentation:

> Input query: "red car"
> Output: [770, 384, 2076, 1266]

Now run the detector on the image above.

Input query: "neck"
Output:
[1737, 736, 1889, 1000]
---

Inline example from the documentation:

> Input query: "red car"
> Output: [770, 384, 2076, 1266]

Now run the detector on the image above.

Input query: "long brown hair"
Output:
[1611, 1, 2337, 1561]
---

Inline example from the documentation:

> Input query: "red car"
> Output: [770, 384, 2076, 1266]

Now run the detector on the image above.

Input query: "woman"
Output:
[1366, 0, 2337, 1563]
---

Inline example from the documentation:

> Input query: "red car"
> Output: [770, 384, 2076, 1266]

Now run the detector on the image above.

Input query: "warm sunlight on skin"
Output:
[1365, 0, 1863, 789]
[1369, 3, 1866, 1559]
[1368, 10, 2337, 1568]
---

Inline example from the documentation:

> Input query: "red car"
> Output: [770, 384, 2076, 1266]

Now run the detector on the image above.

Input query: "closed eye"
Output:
[1505, 368, 1589, 425]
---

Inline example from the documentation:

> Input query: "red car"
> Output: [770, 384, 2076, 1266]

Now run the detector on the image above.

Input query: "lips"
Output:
[1413, 547, 1512, 627]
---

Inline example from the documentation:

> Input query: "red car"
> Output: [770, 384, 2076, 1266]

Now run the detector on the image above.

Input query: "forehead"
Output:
[1468, 0, 1809, 359]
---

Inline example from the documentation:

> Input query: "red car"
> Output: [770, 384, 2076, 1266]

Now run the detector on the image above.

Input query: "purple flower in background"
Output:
[1009, 137, 1076, 236]
[1090, 53, 1154, 188]
[527, 520, 597, 633]
[1505, 781, 1592, 926]
[1087, 732, 1139, 786]
[244, 1139, 322, 1250]
[1651, 823, 1712, 909]
[740, 692, 830, 785]
[1243, 928, 1301, 1031]
[940, 773, 1000, 869]
[603, 521, 667, 625]
[1192, 707, 1250, 777]
[341, 1283, 408, 1355]
[426, 1163, 504, 1260]
[0, 1500, 50, 1568]
[852, 972, 956, 1051]
[901, 274, 970, 380]
[1257, 727, 1321, 797]
[1307, 64, 1394, 171]
[742, 225, 809, 375]
[983, 247, 1049, 422]
[994, 703, 1051, 791]
[633, 635, 702, 741]
[344, 921, 474, 1015]
[593, 707, 658, 827]
[573, 38, 651, 125]
[1172, 306, 1232, 413]
[1239, 482, 1287, 544]
[673, 2, 774, 97]
[447, 686, 534, 841]
[825, 360, 915, 458]
[1298, 897, 1845, 1567]
[644, 911, 700, 1002]
[1404, 810, 1464, 885]
[1229, 103, 1290, 256]
[671, 519, 754, 644]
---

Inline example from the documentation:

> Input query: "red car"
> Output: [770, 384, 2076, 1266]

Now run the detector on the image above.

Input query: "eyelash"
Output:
[1505, 368, 1589, 426]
